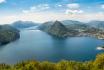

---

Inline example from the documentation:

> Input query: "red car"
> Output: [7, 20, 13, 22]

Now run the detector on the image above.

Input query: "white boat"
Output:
[97, 47, 104, 50]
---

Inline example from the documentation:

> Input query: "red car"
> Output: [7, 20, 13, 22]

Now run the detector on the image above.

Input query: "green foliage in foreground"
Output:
[1, 53, 104, 70]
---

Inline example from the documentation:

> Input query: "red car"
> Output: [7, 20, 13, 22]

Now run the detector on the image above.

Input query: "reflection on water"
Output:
[0, 30, 104, 64]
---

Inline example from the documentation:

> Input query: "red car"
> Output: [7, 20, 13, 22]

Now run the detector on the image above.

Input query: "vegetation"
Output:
[1, 53, 104, 70]
[0, 25, 20, 45]
[47, 21, 69, 37]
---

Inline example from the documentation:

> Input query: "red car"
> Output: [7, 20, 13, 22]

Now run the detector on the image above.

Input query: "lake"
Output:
[0, 30, 104, 64]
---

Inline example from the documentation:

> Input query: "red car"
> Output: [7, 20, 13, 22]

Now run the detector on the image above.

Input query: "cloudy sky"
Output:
[0, 0, 104, 24]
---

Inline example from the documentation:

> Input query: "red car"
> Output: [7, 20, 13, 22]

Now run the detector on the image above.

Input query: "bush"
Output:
[1, 53, 104, 70]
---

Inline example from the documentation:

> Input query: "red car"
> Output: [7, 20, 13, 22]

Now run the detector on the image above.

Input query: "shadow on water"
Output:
[0, 39, 20, 51]
[46, 36, 69, 61]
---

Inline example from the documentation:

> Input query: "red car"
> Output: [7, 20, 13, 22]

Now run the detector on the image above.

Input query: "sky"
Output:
[0, 0, 104, 24]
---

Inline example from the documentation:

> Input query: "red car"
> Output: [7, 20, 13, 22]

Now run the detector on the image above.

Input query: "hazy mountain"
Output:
[38, 20, 104, 38]
[38, 20, 84, 31]
[87, 21, 104, 30]
[38, 21, 54, 31]
[11, 21, 39, 29]
[62, 20, 84, 25]
[66, 23, 90, 30]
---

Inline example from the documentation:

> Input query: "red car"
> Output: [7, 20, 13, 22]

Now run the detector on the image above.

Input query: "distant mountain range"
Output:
[38, 20, 80, 37]
[38, 20, 104, 39]
[62, 20, 104, 30]
[11, 21, 39, 29]
[10, 20, 104, 38]
[62, 20, 84, 25]
[39, 20, 104, 30]
[11, 20, 104, 31]
[0, 20, 103, 45]
[87, 21, 104, 30]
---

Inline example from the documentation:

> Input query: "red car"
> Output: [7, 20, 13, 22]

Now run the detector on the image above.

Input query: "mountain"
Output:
[62, 20, 84, 25]
[11, 21, 39, 29]
[47, 21, 68, 37]
[87, 21, 104, 30]
[0, 25, 20, 45]
[61, 20, 89, 30]
[66, 23, 89, 31]
[39, 20, 104, 39]
[38, 20, 87, 31]
[39, 21, 78, 37]
[38, 21, 54, 32]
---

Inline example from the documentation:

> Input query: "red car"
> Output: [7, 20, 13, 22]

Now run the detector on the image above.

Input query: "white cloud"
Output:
[22, 4, 50, 14]
[101, 4, 104, 9]
[37, 4, 50, 10]
[97, 12, 104, 14]
[30, 6, 36, 10]
[22, 10, 29, 14]
[65, 9, 84, 14]
[0, 0, 6, 3]
[54, 4, 63, 8]
[65, 3, 83, 14]
[58, 4, 62, 7]
[67, 3, 80, 9]
[1, 12, 104, 24]
[0, 15, 18, 24]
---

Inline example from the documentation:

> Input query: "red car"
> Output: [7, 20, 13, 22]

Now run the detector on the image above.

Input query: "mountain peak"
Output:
[47, 21, 68, 37]
[52, 21, 66, 28]
[54, 20, 61, 23]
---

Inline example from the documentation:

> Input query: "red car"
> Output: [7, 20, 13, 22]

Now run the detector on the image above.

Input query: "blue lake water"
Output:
[0, 30, 104, 64]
